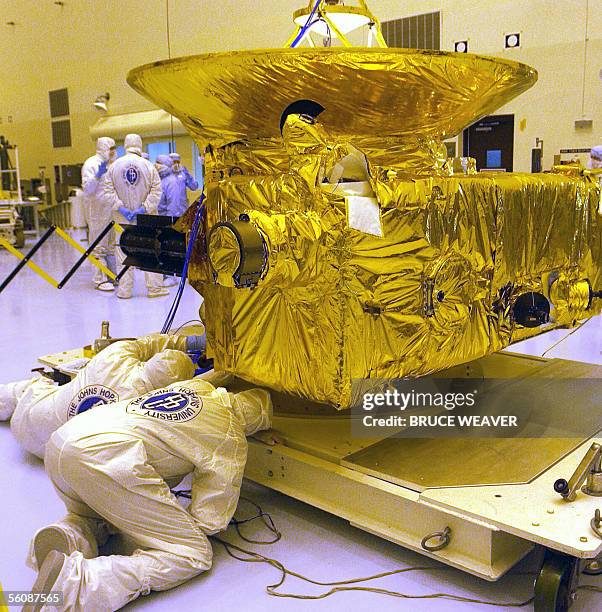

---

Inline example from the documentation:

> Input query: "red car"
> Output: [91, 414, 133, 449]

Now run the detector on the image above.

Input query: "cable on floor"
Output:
[201, 497, 541, 606]
[213, 535, 536, 606]
[173, 473, 602, 604]
[173, 490, 281, 545]
[229, 496, 281, 545]
[541, 316, 592, 357]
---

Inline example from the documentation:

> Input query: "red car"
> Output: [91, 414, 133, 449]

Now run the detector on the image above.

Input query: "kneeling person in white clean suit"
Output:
[0, 333, 199, 458]
[26, 373, 273, 612]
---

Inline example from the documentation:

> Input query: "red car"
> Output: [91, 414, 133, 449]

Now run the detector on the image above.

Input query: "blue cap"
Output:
[156, 154, 173, 167]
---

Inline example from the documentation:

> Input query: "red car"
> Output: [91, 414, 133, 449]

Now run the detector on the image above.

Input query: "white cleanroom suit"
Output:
[0, 379, 31, 421]
[103, 133, 165, 298]
[30, 375, 272, 611]
[5, 334, 195, 459]
[81, 137, 116, 289]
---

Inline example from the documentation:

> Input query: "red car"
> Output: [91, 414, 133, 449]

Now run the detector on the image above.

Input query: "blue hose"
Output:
[290, 0, 321, 48]
[161, 195, 205, 334]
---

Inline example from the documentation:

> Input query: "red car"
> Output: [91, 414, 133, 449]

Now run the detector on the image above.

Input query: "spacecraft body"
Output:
[128, 49, 602, 407]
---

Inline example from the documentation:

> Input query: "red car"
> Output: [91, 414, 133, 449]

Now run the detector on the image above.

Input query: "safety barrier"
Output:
[0, 221, 129, 293]
[0, 227, 58, 291]
[38, 199, 72, 229]
[55, 223, 116, 288]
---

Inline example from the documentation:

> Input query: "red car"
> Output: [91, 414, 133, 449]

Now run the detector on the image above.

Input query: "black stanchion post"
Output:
[113, 266, 130, 283]
[0, 226, 57, 294]
[57, 222, 115, 289]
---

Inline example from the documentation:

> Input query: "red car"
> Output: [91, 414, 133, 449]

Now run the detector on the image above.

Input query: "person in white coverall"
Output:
[81, 137, 116, 291]
[103, 133, 167, 299]
[25, 372, 274, 612]
[0, 334, 199, 459]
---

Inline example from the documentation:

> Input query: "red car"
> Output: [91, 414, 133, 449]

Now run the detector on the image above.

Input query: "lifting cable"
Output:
[165, 0, 175, 151]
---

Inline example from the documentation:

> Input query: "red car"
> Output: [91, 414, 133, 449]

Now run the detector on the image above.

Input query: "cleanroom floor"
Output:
[1, 232, 601, 611]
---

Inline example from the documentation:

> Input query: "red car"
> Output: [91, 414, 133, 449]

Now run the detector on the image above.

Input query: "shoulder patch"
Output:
[126, 387, 203, 422]
[68, 385, 119, 419]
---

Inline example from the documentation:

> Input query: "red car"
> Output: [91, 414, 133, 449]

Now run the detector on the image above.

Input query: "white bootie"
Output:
[28, 513, 109, 571]
[23, 550, 68, 612]
[32, 526, 74, 571]
[0, 379, 32, 421]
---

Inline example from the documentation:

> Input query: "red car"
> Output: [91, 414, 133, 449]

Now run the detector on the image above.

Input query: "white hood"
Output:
[96, 136, 116, 161]
[124, 133, 143, 156]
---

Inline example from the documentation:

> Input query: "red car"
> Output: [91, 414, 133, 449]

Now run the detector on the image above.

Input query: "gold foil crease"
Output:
[128, 48, 602, 408]
[128, 48, 537, 149]
[207, 225, 240, 287]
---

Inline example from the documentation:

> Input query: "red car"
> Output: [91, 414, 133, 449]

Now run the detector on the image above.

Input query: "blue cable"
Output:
[291, 4, 319, 48]
[290, 0, 321, 48]
[161, 195, 205, 334]
[161, 203, 203, 333]
[162, 200, 204, 332]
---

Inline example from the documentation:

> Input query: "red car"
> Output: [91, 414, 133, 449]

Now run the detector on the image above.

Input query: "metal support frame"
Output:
[244, 429, 602, 586]
[0, 144, 40, 241]
[286, 0, 388, 48]
[0, 143, 23, 202]
[245, 439, 533, 580]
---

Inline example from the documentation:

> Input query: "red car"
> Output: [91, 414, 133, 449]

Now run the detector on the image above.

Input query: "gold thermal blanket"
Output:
[128, 49, 602, 407]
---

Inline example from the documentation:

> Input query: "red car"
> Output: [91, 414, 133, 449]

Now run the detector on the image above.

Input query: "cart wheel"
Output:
[582, 558, 602, 576]
[534, 550, 579, 612]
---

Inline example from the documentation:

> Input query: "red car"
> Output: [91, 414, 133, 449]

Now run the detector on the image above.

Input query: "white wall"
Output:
[0, 0, 599, 178]
[442, 0, 601, 170]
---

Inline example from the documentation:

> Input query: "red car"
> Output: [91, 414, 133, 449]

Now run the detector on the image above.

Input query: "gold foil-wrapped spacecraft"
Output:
[128, 48, 602, 407]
